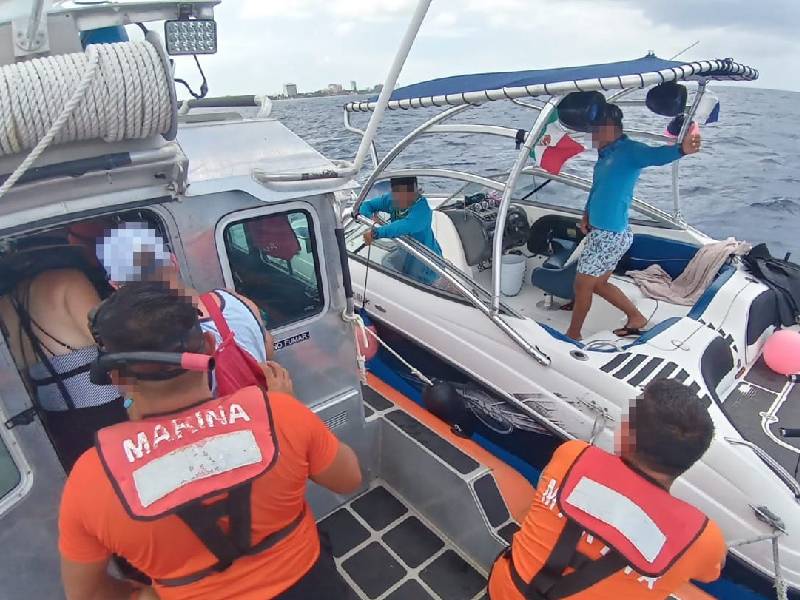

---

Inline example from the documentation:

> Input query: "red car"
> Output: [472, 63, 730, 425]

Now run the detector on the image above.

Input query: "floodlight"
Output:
[164, 19, 217, 56]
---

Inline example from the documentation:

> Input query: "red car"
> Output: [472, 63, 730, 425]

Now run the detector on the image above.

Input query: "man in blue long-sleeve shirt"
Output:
[360, 176, 443, 285]
[565, 104, 701, 341]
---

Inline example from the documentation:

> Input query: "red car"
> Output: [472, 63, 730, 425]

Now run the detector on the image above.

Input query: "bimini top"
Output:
[344, 54, 758, 112]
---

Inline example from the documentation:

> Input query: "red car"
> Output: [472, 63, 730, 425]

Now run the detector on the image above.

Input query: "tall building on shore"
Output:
[350, 80, 358, 92]
[283, 83, 298, 97]
[328, 83, 344, 94]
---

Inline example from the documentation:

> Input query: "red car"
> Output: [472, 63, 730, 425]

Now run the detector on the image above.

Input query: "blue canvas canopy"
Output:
[345, 54, 757, 112]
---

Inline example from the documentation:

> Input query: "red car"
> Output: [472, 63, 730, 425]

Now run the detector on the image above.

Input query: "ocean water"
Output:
[270, 86, 800, 261]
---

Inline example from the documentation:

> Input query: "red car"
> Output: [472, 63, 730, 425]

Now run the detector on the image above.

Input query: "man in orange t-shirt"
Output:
[488, 378, 727, 599]
[59, 282, 362, 600]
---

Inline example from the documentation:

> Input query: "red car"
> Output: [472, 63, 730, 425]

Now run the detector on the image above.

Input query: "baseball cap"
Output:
[97, 222, 171, 284]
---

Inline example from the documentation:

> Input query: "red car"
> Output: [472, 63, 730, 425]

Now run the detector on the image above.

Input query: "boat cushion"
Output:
[431, 210, 471, 273]
[617, 234, 700, 279]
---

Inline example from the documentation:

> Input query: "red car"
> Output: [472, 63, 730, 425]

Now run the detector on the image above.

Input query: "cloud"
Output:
[420, 11, 477, 39]
[240, 0, 415, 22]
[205, 0, 800, 94]
[335, 22, 356, 37]
[604, 0, 800, 38]
[240, 0, 316, 19]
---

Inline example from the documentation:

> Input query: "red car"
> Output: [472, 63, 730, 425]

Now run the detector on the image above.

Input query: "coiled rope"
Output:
[0, 41, 174, 200]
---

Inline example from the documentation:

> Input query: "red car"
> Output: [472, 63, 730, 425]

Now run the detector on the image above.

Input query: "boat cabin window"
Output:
[0, 434, 21, 503]
[223, 210, 325, 329]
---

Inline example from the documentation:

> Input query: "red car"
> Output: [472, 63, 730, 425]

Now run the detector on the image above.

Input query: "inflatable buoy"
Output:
[356, 324, 379, 362]
[763, 329, 800, 376]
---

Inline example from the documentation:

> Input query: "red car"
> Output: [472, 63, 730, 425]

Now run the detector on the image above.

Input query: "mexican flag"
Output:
[529, 110, 585, 174]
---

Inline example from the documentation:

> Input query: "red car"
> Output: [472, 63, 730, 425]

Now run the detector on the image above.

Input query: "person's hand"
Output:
[262, 361, 294, 395]
[129, 585, 159, 600]
[681, 132, 702, 155]
[363, 229, 375, 246]
[579, 213, 590, 235]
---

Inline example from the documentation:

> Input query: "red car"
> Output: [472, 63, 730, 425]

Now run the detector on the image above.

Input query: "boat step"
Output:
[321, 481, 488, 600]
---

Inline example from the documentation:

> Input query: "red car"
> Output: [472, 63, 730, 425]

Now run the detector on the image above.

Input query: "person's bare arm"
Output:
[310, 443, 362, 495]
[227, 290, 275, 360]
[61, 557, 140, 600]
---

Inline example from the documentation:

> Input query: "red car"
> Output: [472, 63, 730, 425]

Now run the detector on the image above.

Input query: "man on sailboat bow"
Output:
[565, 104, 702, 341]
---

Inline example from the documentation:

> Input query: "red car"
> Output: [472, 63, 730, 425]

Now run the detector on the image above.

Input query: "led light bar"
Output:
[164, 19, 217, 56]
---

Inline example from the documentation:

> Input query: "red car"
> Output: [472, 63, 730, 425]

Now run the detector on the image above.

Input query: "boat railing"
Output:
[350, 213, 522, 320]
[725, 437, 800, 500]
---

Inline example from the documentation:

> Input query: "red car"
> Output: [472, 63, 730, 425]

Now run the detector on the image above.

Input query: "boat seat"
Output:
[440, 208, 492, 266]
[543, 238, 577, 269]
[431, 210, 471, 274]
[531, 238, 586, 300]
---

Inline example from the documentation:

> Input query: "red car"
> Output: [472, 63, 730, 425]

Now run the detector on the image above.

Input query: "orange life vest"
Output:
[95, 388, 300, 587]
[505, 445, 708, 599]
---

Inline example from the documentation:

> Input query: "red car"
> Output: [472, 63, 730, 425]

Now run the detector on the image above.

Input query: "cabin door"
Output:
[0, 341, 67, 598]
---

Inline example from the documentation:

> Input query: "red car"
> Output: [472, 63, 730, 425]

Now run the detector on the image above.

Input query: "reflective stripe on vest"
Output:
[557, 445, 707, 576]
[96, 387, 277, 520]
[501, 445, 708, 599]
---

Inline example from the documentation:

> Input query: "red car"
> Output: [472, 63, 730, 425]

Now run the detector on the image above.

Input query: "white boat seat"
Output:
[432, 210, 471, 274]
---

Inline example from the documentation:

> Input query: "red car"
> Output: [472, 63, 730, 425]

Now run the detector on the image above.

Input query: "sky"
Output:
[178, 0, 800, 96]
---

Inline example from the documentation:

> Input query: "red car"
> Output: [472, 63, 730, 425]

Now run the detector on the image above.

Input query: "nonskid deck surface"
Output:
[723, 356, 800, 474]
[320, 481, 488, 600]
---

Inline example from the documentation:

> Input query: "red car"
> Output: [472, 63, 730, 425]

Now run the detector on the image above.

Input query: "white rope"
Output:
[0, 41, 173, 200]
[342, 309, 434, 387]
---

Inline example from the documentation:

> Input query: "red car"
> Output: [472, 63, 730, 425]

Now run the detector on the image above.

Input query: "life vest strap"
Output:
[172, 483, 254, 577]
[155, 503, 307, 587]
[505, 520, 627, 600]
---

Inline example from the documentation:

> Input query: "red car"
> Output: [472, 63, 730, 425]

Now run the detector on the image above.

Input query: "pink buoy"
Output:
[763, 329, 800, 376]
[356, 325, 379, 361]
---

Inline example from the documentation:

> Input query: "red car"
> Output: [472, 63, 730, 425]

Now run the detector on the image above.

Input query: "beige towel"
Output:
[626, 238, 750, 305]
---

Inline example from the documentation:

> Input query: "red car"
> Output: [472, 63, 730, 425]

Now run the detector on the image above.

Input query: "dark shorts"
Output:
[274, 534, 355, 600]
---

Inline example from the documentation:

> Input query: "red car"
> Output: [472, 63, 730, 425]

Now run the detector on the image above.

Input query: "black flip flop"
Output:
[613, 326, 648, 338]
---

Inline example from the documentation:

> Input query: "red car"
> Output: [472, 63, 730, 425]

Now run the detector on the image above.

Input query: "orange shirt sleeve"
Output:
[541, 439, 589, 484]
[272, 392, 340, 476]
[58, 451, 112, 563]
[690, 520, 728, 583]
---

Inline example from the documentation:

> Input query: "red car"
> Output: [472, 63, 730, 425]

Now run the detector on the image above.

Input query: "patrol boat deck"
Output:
[325, 482, 488, 600]
[324, 375, 714, 600]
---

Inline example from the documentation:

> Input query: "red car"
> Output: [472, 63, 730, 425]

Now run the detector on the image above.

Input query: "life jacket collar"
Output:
[556, 445, 707, 577]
